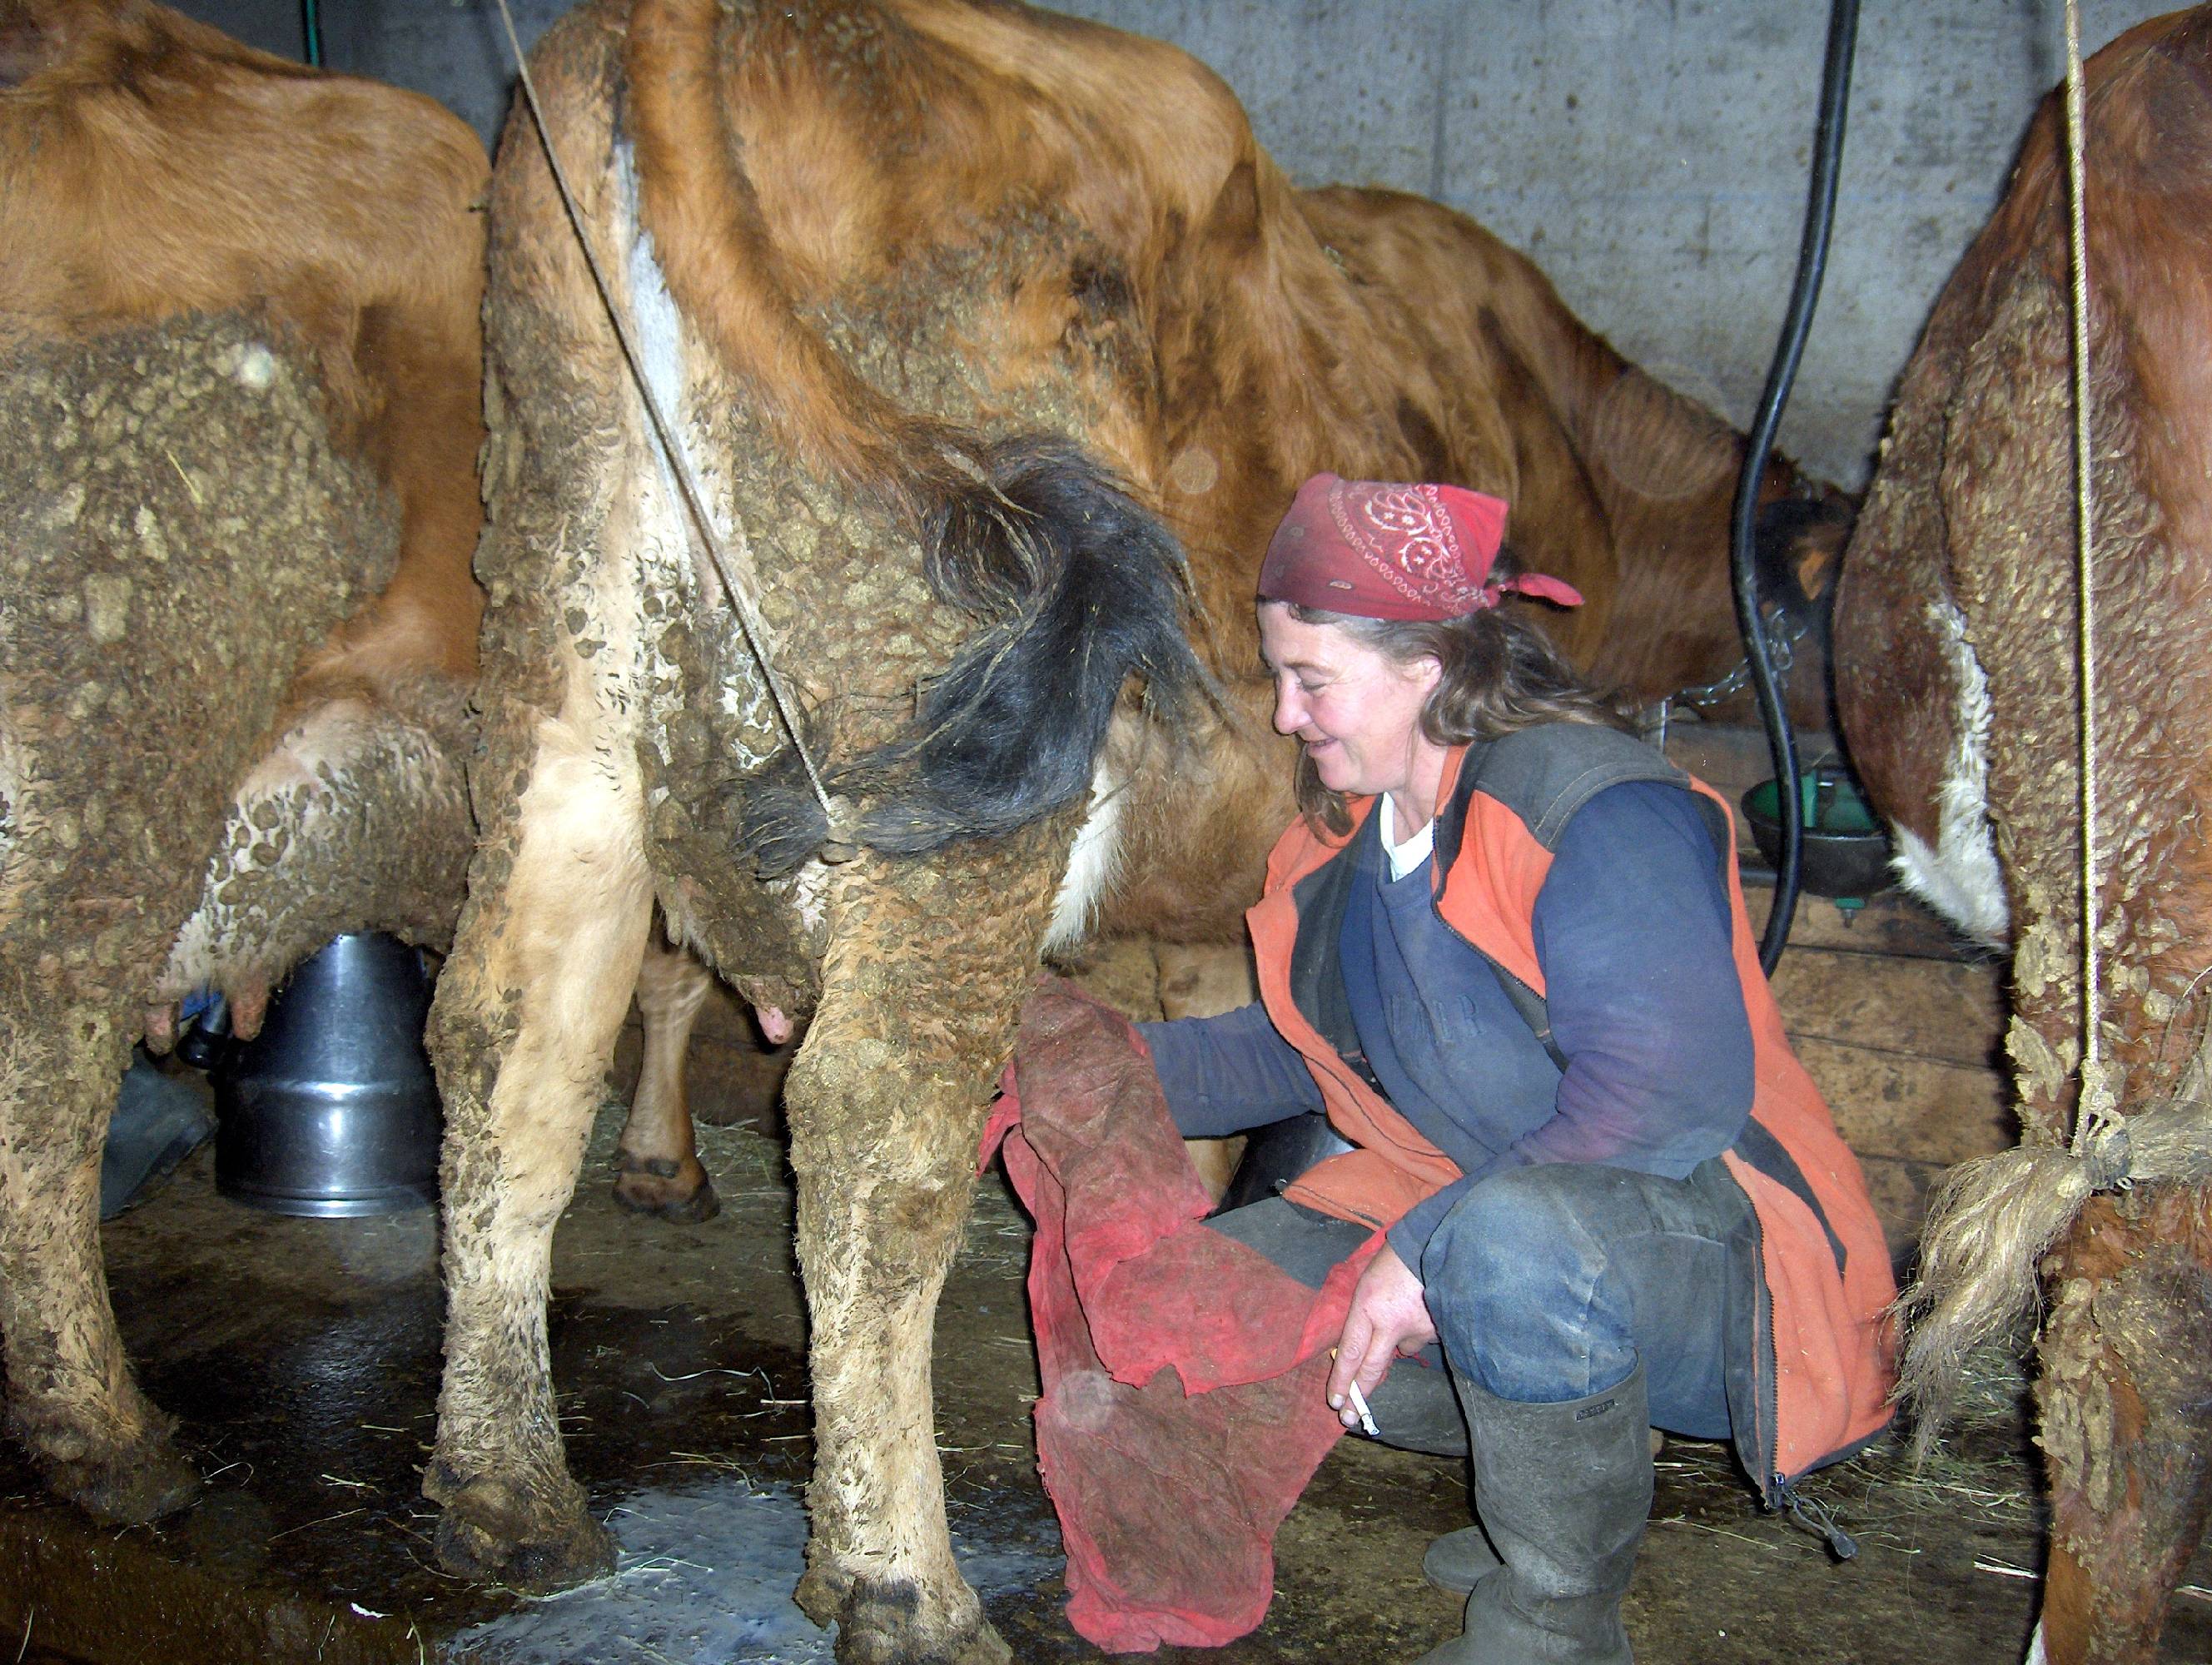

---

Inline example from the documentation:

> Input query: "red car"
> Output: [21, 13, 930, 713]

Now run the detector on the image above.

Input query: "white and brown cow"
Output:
[434, 2, 1855, 1659]
[1834, 11, 2212, 1663]
[0, 0, 488, 1521]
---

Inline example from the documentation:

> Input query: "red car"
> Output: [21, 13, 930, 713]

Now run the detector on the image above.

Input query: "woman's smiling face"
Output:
[1258, 602, 1444, 808]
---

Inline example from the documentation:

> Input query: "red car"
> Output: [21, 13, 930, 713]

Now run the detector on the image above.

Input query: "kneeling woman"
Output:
[1140, 475, 1895, 1665]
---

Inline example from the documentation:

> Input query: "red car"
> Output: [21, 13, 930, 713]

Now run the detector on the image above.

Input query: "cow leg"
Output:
[785, 1003, 1012, 1665]
[0, 1006, 199, 1523]
[423, 688, 653, 1593]
[613, 937, 718, 1221]
[2034, 1195, 2212, 1665]
[783, 859, 1055, 1665]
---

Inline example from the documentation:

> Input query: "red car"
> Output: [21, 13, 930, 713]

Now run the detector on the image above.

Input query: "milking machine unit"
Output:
[182, 934, 445, 1218]
[1732, 0, 1861, 973]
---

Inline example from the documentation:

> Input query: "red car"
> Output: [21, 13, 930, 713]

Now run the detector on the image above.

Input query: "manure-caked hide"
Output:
[0, 0, 489, 1532]
[1833, 12, 2212, 1663]
[0, 314, 473, 1520]
[738, 433, 1207, 877]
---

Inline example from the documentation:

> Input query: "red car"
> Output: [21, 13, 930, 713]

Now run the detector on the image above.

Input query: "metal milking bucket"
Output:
[210, 932, 442, 1216]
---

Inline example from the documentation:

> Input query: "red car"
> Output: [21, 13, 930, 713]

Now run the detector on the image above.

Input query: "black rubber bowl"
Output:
[1741, 769, 1895, 901]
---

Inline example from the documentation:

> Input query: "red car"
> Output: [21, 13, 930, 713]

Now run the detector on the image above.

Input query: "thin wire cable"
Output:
[490, 0, 838, 823]
[2062, 0, 2116, 1146]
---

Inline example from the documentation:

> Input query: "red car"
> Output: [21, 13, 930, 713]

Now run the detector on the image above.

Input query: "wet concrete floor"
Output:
[4, 952, 2211, 1663]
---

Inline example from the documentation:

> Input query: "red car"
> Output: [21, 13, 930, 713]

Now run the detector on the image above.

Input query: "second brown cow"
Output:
[1835, 11, 2212, 1663]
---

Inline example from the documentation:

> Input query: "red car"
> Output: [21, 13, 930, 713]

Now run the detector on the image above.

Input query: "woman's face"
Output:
[1258, 603, 1444, 804]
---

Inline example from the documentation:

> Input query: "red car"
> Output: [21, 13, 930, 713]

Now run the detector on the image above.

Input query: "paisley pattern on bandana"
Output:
[1257, 472, 1580, 622]
[1329, 483, 1479, 613]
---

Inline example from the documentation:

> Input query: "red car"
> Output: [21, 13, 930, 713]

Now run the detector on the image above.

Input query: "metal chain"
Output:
[1669, 605, 1806, 708]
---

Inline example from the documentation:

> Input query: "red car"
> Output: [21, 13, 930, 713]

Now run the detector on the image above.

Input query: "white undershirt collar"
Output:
[1377, 793, 1435, 882]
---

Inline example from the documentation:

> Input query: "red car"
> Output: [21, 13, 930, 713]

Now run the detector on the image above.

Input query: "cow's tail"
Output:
[624, 0, 1209, 877]
[1892, 1096, 2212, 1451]
[735, 435, 1203, 876]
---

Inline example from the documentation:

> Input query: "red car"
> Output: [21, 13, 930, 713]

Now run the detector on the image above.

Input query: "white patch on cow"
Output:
[2024, 1619, 2047, 1665]
[0, 696, 22, 884]
[619, 145, 688, 511]
[0, 604, 37, 916]
[1890, 596, 2009, 948]
[614, 137, 780, 778]
[782, 857, 833, 937]
[1043, 758, 1124, 956]
[235, 698, 379, 794]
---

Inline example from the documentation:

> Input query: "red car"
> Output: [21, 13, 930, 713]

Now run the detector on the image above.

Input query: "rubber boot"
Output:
[1367, 1355, 1469, 1459]
[1415, 1363, 1652, 1664]
[1421, 1523, 1502, 1593]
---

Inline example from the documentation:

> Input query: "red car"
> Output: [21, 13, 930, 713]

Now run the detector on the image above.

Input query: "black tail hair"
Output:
[737, 435, 1208, 877]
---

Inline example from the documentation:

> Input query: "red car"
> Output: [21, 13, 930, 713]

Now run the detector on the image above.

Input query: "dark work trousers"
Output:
[1205, 1156, 1752, 1453]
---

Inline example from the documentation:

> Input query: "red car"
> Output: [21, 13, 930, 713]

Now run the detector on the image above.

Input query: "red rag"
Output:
[983, 978, 1381, 1653]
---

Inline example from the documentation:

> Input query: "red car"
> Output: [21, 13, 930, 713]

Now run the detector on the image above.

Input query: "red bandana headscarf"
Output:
[1256, 473, 1584, 620]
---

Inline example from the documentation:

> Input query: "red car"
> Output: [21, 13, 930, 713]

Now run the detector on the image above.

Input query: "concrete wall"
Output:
[176, 0, 2168, 486]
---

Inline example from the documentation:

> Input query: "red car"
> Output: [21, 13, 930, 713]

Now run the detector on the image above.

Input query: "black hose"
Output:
[1733, 0, 1860, 975]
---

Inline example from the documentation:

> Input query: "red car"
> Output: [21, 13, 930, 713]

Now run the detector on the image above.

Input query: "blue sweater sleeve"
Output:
[1136, 1002, 1326, 1138]
[1391, 779, 1755, 1270]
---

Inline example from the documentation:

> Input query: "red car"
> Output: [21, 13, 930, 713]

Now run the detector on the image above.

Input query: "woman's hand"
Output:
[1326, 1243, 1439, 1429]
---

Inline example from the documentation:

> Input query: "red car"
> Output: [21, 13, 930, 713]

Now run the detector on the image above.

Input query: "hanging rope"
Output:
[488, 0, 841, 828]
[2062, 0, 2124, 1158]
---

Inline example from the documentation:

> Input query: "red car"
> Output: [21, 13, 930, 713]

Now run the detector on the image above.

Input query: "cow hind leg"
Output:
[783, 897, 1040, 1665]
[2034, 1195, 2212, 1664]
[612, 935, 718, 1222]
[424, 704, 654, 1593]
[0, 1007, 199, 1523]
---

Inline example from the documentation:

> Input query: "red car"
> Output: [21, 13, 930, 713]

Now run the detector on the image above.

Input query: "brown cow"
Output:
[0, 0, 733, 1520]
[0, 0, 487, 1522]
[1293, 184, 1849, 728]
[603, 177, 1856, 1216]
[1834, 11, 2212, 1663]
[432, 2, 1847, 1658]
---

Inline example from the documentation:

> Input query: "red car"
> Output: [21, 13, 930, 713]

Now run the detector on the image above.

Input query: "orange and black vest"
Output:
[1246, 723, 1896, 1503]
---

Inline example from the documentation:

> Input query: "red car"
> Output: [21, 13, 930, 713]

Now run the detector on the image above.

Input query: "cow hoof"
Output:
[429, 1473, 615, 1593]
[45, 1438, 201, 1525]
[613, 1156, 721, 1223]
[798, 1568, 1012, 1665]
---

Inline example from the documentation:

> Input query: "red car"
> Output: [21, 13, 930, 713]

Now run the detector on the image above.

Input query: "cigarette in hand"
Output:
[1345, 1379, 1380, 1439]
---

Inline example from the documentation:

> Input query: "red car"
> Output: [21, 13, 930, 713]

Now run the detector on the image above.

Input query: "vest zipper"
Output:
[1747, 1198, 1858, 1560]
[1773, 1476, 1860, 1560]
